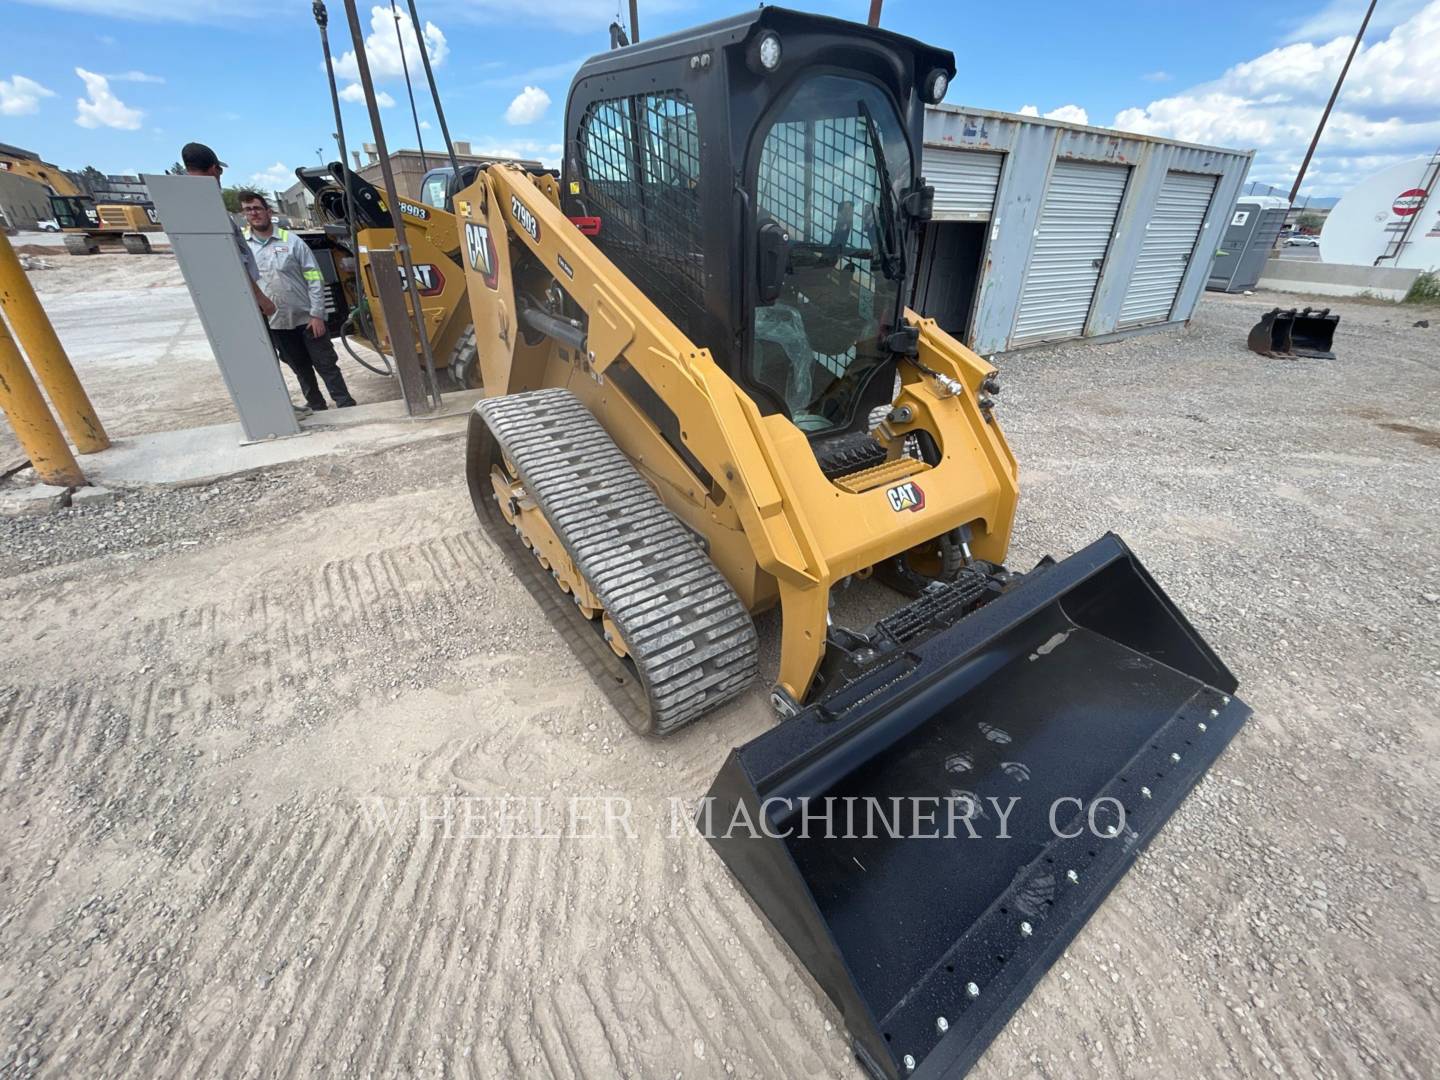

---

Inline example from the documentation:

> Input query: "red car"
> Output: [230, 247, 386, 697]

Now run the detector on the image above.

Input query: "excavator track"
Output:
[469, 388, 758, 735]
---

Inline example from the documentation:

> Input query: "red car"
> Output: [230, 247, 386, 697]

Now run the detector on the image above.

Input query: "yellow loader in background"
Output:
[294, 163, 479, 387]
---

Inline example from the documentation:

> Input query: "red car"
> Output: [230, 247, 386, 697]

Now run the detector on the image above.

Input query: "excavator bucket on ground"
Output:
[1289, 307, 1340, 358]
[1247, 307, 1339, 358]
[705, 534, 1251, 1079]
[1246, 307, 1292, 356]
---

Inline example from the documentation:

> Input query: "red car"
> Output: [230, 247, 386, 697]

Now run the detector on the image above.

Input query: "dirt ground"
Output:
[2, 269, 1439, 1078]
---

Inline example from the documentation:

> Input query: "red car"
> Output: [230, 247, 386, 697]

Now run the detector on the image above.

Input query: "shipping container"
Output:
[916, 105, 1253, 354]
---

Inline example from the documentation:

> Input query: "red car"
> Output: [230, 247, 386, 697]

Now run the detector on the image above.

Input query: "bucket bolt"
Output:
[1209, 708, 1219, 719]
[1066, 869, 1079, 884]
[1169, 752, 1181, 763]
[936, 1016, 949, 1034]
[1019, 921, 1033, 937]
[1198, 721, 1207, 732]
[903, 1053, 916, 1072]
[1140, 786, 1152, 799]
[965, 981, 980, 999]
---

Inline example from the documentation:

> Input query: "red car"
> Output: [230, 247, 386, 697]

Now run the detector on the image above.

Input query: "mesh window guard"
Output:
[757, 114, 882, 378]
[579, 91, 705, 328]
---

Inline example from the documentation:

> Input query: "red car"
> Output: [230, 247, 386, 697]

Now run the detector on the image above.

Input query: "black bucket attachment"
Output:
[1289, 307, 1339, 358]
[704, 534, 1250, 1079]
[1246, 307, 1338, 358]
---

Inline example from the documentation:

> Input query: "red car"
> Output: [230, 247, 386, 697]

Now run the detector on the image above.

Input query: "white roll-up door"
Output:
[1119, 171, 1218, 327]
[925, 149, 1003, 221]
[1011, 160, 1129, 344]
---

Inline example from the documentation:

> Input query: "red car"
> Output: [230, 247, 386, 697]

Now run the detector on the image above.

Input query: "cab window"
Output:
[420, 171, 450, 210]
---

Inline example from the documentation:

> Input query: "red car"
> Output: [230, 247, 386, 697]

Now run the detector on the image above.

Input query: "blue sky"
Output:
[2, 0, 1436, 198]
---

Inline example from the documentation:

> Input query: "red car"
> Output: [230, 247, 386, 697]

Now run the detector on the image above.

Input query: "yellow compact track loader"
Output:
[453, 9, 1250, 1077]
[294, 163, 481, 387]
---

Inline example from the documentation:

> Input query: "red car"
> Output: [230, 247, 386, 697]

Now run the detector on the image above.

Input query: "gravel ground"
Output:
[1, 289, 1438, 1078]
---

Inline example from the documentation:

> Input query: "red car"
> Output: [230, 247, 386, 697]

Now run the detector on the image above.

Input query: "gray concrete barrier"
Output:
[1257, 257, 1423, 302]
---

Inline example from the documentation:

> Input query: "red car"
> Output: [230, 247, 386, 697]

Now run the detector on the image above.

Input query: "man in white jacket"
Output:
[239, 190, 356, 410]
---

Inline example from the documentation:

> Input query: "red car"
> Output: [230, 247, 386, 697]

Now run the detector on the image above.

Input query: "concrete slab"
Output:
[70, 485, 117, 506]
[82, 390, 482, 489]
[1, 483, 70, 516]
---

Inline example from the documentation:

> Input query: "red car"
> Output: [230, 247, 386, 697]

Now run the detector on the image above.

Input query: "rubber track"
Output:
[475, 389, 758, 734]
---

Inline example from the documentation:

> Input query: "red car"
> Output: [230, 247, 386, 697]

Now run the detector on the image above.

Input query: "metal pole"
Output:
[628, 0, 640, 42]
[341, 0, 441, 411]
[867, 0, 883, 27]
[390, 0, 428, 171]
[314, 1, 380, 351]
[1289, 0, 1375, 204]
[0, 230, 108, 453]
[0, 316, 85, 487]
[404, 0, 461, 179]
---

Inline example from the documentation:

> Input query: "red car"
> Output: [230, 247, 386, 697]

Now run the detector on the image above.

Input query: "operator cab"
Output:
[563, 6, 953, 437]
[418, 164, 481, 213]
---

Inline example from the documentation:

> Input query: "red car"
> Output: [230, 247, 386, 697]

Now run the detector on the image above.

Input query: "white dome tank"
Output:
[1320, 158, 1440, 270]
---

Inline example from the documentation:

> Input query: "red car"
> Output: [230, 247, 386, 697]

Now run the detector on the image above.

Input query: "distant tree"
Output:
[220, 186, 244, 214]
[166, 161, 187, 175]
[1297, 211, 1325, 233]
[78, 164, 107, 195]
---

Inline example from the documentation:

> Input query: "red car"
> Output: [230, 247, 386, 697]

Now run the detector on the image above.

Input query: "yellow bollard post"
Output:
[0, 316, 85, 488]
[0, 230, 109, 453]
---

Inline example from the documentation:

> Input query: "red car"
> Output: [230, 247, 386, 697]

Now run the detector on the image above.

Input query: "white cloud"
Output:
[1282, 0, 1430, 43]
[1015, 103, 1089, 125]
[464, 139, 564, 168]
[1113, 1, 1440, 194]
[339, 82, 397, 108]
[419, 119, 431, 130]
[1141, 70, 1172, 83]
[107, 70, 164, 83]
[74, 68, 143, 130]
[335, 6, 447, 83]
[248, 162, 294, 191]
[1044, 104, 1089, 125]
[0, 74, 55, 116]
[505, 85, 551, 125]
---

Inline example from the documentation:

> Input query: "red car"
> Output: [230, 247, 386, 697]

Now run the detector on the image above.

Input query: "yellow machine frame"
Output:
[346, 205, 473, 382]
[456, 165, 1018, 700]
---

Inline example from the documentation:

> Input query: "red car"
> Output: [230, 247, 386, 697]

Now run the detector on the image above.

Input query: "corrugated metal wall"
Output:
[927, 150, 1003, 221]
[1118, 172, 1217, 326]
[921, 106, 1253, 354]
[1012, 161, 1129, 343]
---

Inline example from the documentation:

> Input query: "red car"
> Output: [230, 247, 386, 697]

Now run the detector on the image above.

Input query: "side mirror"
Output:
[756, 219, 790, 305]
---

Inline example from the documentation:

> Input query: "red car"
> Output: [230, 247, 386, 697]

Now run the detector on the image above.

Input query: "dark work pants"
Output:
[269, 326, 356, 409]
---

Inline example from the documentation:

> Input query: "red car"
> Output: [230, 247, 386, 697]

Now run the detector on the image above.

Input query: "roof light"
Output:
[923, 69, 949, 104]
[748, 31, 782, 75]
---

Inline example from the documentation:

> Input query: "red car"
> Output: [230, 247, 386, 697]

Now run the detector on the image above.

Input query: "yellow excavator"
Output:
[450, 9, 1250, 1078]
[1, 148, 162, 255]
